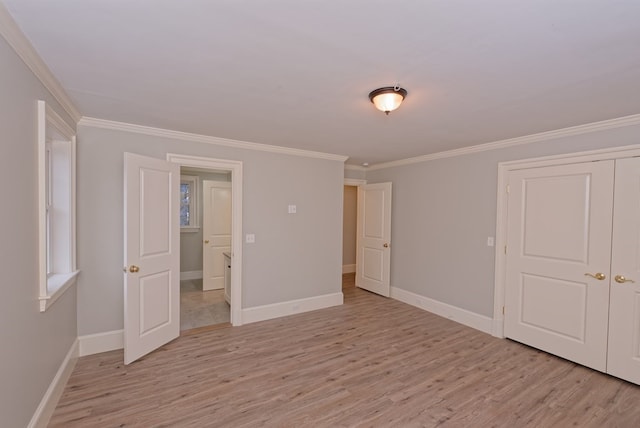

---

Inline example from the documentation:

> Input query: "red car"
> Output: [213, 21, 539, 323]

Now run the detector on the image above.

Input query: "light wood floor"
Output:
[50, 274, 640, 427]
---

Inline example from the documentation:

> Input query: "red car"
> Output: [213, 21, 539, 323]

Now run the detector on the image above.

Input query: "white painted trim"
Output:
[40, 271, 79, 312]
[368, 113, 640, 171]
[493, 144, 640, 338]
[0, 4, 81, 122]
[344, 178, 367, 186]
[492, 162, 509, 338]
[345, 164, 367, 172]
[390, 287, 493, 335]
[79, 330, 124, 356]
[45, 104, 76, 140]
[167, 153, 244, 326]
[242, 293, 344, 325]
[342, 264, 356, 274]
[37, 102, 47, 305]
[28, 339, 79, 428]
[180, 270, 203, 281]
[80, 117, 348, 162]
[493, 319, 504, 338]
[38, 101, 79, 312]
[496, 142, 640, 169]
[70, 134, 77, 275]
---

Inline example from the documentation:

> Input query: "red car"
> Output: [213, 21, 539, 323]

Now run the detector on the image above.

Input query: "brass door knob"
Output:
[383, 243, 389, 248]
[129, 265, 140, 273]
[584, 272, 605, 280]
[614, 275, 635, 284]
[204, 240, 210, 244]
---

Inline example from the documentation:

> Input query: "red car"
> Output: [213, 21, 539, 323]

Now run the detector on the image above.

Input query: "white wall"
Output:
[365, 122, 640, 318]
[180, 170, 230, 274]
[76, 125, 345, 335]
[0, 37, 77, 427]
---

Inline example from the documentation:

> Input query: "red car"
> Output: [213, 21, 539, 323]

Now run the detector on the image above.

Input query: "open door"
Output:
[356, 182, 392, 297]
[124, 153, 180, 364]
[202, 180, 232, 291]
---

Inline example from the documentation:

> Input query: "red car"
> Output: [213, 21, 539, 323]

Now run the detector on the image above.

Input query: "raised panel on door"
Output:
[608, 157, 640, 384]
[203, 181, 232, 291]
[356, 183, 391, 297]
[139, 271, 171, 335]
[504, 161, 614, 371]
[124, 153, 180, 365]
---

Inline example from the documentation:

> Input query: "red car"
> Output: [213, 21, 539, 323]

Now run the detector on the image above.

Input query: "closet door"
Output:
[504, 161, 615, 371]
[608, 157, 640, 384]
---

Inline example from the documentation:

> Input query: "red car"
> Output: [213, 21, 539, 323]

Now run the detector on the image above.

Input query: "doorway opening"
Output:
[179, 167, 231, 330]
[168, 153, 243, 328]
[343, 178, 366, 295]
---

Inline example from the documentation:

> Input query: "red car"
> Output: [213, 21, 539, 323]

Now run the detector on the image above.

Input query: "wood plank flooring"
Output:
[50, 274, 640, 427]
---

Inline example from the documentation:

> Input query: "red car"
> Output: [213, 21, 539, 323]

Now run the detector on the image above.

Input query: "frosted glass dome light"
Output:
[368, 86, 408, 115]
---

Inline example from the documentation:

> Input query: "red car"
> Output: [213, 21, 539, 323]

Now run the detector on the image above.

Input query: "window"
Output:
[180, 175, 199, 231]
[38, 100, 78, 311]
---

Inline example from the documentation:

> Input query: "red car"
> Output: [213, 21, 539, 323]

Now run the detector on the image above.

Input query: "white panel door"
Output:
[124, 153, 180, 365]
[356, 183, 392, 297]
[504, 161, 615, 371]
[202, 180, 232, 291]
[608, 157, 640, 384]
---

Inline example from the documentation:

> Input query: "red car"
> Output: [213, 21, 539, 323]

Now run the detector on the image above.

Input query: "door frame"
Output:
[168, 153, 244, 326]
[493, 143, 640, 338]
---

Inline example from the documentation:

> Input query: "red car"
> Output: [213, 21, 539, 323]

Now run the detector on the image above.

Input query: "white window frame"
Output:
[38, 100, 79, 311]
[180, 174, 199, 232]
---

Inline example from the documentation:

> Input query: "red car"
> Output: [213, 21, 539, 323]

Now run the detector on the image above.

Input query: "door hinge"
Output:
[502, 306, 505, 315]
[506, 184, 510, 194]
[504, 245, 507, 254]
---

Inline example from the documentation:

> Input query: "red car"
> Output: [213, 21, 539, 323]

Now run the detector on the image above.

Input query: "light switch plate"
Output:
[487, 236, 495, 247]
[288, 205, 297, 214]
[246, 234, 255, 243]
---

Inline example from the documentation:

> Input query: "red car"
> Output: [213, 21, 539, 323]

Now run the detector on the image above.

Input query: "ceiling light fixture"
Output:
[369, 85, 407, 115]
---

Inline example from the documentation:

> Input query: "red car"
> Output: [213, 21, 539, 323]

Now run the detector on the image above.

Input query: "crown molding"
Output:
[0, 2, 81, 123]
[368, 113, 640, 171]
[78, 117, 349, 162]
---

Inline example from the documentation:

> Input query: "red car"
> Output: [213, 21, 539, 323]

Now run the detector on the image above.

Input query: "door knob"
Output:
[204, 240, 210, 244]
[614, 275, 635, 284]
[129, 265, 140, 273]
[383, 243, 389, 248]
[584, 272, 606, 280]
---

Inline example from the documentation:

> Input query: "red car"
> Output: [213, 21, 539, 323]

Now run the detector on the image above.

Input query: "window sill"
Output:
[180, 227, 200, 233]
[39, 270, 79, 312]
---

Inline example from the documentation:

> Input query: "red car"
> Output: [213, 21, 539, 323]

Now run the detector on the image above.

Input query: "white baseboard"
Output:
[242, 292, 344, 325]
[390, 287, 493, 334]
[28, 339, 79, 428]
[342, 264, 356, 274]
[79, 330, 124, 356]
[180, 270, 203, 280]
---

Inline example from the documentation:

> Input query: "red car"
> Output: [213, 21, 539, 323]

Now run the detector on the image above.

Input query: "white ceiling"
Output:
[5, 1, 640, 165]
